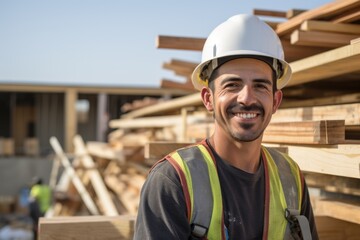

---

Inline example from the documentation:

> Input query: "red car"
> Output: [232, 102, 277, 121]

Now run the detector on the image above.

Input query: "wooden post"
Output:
[64, 88, 77, 153]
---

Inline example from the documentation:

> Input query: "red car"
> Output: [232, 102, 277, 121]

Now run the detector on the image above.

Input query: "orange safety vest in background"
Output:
[165, 141, 310, 240]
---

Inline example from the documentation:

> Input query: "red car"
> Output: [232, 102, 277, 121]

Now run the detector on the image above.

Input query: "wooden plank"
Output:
[86, 141, 125, 162]
[162, 62, 193, 76]
[288, 41, 360, 87]
[286, 9, 307, 19]
[110, 112, 210, 129]
[49, 136, 99, 215]
[161, 79, 195, 92]
[156, 35, 205, 51]
[332, 7, 360, 23]
[351, 37, 360, 44]
[300, 20, 360, 34]
[64, 88, 77, 153]
[291, 30, 359, 48]
[186, 119, 348, 144]
[120, 93, 202, 119]
[280, 93, 360, 108]
[39, 215, 135, 240]
[73, 135, 119, 216]
[315, 216, 360, 240]
[273, 103, 360, 125]
[304, 172, 360, 197]
[263, 120, 345, 144]
[144, 141, 192, 159]
[265, 143, 360, 178]
[276, 0, 360, 36]
[253, 9, 287, 18]
[156, 35, 330, 62]
[313, 198, 360, 225]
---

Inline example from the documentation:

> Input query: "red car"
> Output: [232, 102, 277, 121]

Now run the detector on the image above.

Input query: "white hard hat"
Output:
[191, 14, 292, 90]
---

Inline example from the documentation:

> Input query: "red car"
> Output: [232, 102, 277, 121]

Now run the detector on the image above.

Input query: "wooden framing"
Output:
[156, 35, 205, 51]
[273, 103, 360, 125]
[50, 137, 99, 215]
[253, 9, 287, 18]
[288, 41, 360, 87]
[300, 20, 360, 34]
[276, 0, 360, 36]
[73, 135, 119, 216]
[39, 215, 135, 240]
[291, 30, 359, 48]
[265, 143, 360, 178]
[263, 120, 345, 144]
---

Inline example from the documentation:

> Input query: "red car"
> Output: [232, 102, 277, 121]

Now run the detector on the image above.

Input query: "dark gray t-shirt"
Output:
[134, 141, 318, 240]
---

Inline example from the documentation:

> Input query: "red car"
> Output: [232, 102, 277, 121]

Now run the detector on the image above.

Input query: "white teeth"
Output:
[236, 113, 256, 119]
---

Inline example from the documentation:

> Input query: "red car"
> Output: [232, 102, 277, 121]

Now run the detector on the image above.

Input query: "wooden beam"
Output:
[186, 119, 349, 144]
[64, 88, 77, 153]
[281, 93, 360, 108]
[144, 141, 192, 160]
[49, 137, 100, 215]
[110, 112, 210, 129]
[276, 0, 360, 36]
[120, 93, 202, 119]
[291, 30, 359, 48]
[86, 141, 125, 162]
[169, 59, 198, 69]
[286, 9, 307, 19]
[315, 216, 360, 240]
[288, 41, 360, 87]
[73, 135, 119, 216]
[253, 9, 287, 18]
[274, 103, 360, 125]
[332, 7, 360, 23]
[156, 35, 331, 62]
[156, 35, 205, 51]
[39, 215, 135, 240]
[304, 172, 360, 197]
[300, 20, 360, 35]
[162, 62, 193, 75]
[265, 143, 360, 178]
[161, 79, 195, 92]
[263, 120, 345, 144]
[313, 198, 360, 225]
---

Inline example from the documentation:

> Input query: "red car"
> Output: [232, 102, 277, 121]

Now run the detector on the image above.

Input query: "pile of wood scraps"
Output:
[47, 135, 146, 218]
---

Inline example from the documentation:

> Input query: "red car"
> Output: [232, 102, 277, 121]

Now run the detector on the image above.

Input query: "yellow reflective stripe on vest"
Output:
[262, 146, 302, 239]
[170, 145, 223, 240]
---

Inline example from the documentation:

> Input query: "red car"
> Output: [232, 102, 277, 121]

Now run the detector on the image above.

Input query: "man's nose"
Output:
[237, 85, 257, 106]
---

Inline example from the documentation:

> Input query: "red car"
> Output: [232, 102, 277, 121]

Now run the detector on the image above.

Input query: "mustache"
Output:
[228, 103, 264, 114]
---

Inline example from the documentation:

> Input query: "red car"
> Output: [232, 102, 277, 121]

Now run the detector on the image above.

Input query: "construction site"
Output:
[1, 0, 360, 239]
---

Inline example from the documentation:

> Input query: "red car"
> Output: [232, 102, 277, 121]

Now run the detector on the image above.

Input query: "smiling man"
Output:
[134, 14, 318, 240]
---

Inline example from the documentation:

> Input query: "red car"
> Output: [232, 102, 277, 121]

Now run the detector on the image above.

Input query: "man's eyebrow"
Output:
[254, 78, 272, 85]
[219, 76, 242, 86]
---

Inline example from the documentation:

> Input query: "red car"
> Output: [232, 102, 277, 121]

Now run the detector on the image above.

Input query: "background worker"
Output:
[134, 14, 318, 240]
[29, 177, 51, 239]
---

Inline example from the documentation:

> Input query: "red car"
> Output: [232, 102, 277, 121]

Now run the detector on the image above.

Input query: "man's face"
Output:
[201, 58, 283, 142]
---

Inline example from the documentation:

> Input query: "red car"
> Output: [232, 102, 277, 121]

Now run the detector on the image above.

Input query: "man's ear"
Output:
[272, 89, 283, 114]
[201, 87, 214, 111]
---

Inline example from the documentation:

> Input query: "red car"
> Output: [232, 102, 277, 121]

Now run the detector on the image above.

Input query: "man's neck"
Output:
[209, 132, 262, 173]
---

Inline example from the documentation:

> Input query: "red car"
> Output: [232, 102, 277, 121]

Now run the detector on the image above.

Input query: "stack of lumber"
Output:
[40, 1, 360, 239]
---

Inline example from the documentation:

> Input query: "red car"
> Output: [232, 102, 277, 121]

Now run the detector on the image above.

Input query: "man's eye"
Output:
[225, 83, 239, 88]
[256, 84, 269, 89]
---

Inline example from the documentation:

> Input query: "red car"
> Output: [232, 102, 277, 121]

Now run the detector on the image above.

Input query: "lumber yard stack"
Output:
[39, 1, 360, 239]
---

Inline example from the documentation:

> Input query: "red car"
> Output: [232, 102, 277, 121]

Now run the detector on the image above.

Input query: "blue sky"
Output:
[0, 0, 332, 87]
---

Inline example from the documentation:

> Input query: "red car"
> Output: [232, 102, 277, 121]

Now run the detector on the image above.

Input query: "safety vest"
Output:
[164, 140, 311, 240]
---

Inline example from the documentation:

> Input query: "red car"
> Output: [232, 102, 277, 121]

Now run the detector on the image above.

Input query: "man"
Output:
[134, 14, 318, 240]
[29, 177, 51, 239]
